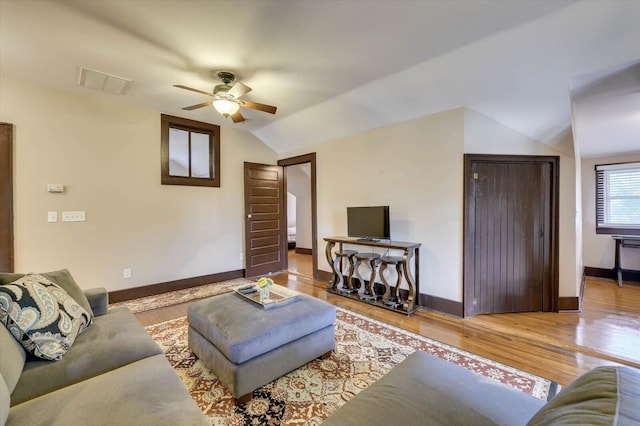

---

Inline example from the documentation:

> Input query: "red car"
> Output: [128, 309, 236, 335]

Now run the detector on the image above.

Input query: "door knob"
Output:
[247, 214, 252, 219]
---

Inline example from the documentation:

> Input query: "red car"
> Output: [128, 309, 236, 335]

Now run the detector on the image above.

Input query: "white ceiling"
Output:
[0, 0, 638, 156]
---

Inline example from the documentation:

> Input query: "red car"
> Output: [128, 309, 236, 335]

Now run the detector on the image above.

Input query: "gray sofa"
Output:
[1, 272, 207, 426]
[324, 350, 640, 425]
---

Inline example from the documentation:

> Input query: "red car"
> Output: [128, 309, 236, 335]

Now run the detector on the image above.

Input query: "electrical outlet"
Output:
[47, 212, 58, 223]
[123, 268, 132, 279]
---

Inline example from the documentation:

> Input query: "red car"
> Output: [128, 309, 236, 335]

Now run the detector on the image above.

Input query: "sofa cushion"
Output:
[7, 354, 209, 426]
[0, 323, 26, 394]
[10, 306, 163, 405]
[527, 365, 640, 425]
[0, 273, 92, 361]
[323, 350, 545, 426]
[0, 270, 93, 318]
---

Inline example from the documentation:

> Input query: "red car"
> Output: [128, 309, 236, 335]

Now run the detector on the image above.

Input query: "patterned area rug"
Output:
[109, 278, 252, 313]
[146, 307, 559, 425]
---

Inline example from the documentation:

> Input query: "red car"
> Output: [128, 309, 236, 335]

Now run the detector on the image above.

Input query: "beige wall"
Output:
[281, 107, 580, 303]
[1, 74, 584, 302]
[283, 109, 466, 302]
[581, 153, 640, 270]
[0, 76, 277, 291]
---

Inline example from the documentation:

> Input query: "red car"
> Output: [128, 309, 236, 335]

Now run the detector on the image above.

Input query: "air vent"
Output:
[77, 67, 131, 95]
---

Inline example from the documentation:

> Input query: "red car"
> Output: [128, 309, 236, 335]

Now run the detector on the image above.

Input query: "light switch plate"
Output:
[47, 184, 65, 193]
[62, 211, 86, 222]
[47, 212, 58, 223]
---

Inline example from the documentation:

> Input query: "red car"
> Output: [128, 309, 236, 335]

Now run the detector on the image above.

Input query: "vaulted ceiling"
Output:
[1, 0, 638, 157]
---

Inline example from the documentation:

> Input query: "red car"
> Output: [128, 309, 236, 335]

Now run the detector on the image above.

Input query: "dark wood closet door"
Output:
[0, 123, 14, 272]
[464, 155, 557, 316]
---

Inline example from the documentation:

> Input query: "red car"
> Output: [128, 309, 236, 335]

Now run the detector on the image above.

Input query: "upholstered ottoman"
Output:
[187, 290, 336, 404]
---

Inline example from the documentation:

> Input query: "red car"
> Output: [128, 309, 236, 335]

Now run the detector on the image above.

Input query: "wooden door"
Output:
[244, 162, 286, 277]
[464, 155, 558, 316]
[0, 123, 14, 272]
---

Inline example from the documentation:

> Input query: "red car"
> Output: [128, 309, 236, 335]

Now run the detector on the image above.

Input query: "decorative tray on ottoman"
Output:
[234, 283, 299, 309]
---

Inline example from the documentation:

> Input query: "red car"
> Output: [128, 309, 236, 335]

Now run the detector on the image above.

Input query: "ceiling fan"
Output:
[174, 71, 277, 123]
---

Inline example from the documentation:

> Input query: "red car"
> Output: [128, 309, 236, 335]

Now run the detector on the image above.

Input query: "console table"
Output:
[613, 235, 640, 287]
[324, 236, 421, 315]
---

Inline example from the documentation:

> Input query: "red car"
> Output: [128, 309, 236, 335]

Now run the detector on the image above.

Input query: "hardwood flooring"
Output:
[287, 248, 313, 278]
[135, 258, 640, 388]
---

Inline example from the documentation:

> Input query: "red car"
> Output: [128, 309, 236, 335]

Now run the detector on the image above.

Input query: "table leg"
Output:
[352, 257, 364, 294]
[414, 247, 420, 296]
[380, 262, 391, 302]
[345, 255, 356, 293]
[381, 262, 401, 308]
[332, 255, 345, 290]
[393, 261, 402, 303]
[325, 240, 338, 290]
[615, 239, 623, 288]
[362, 258, 379, 301]
[401, 248, 417, 312]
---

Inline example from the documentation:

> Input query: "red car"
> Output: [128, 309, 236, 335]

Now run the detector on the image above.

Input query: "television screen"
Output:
[347, 206, 390, 241]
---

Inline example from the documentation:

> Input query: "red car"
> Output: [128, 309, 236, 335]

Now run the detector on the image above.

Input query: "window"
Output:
[595, 162, 640, 235]
[161, 114, 220, 187]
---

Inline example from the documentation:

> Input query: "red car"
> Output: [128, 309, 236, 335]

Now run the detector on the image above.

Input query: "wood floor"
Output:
[135, 252, 640, 388]
[287, 248, 313, 277]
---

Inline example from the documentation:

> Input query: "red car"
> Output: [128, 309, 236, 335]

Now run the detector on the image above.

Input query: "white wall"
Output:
[281, 107, 580, 303]
[295, 194, 312, 249]
[0, 76, 277, 291]
[581, 153, 640, 270]
[287, 192, 296, 228]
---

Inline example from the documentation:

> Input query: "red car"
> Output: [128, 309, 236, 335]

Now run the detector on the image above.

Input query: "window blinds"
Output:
[595, 162, 640, 230]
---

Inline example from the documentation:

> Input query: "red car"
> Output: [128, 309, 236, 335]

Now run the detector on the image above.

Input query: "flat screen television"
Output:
[347, 206, 390, 241]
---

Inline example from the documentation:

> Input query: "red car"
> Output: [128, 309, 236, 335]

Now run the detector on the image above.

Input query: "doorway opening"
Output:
[278, 153, 317, 280]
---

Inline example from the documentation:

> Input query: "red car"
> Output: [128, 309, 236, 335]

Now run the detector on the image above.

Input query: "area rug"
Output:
[109, 278, 252, 313]
[146, 307, 559, 425]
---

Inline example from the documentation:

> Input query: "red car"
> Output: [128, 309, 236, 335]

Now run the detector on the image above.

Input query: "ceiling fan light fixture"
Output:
[213, 98, 240, 117]
[175, 70, 275, 123]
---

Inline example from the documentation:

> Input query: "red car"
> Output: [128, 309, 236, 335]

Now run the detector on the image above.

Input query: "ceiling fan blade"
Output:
[182, 101, 213, 110]
[174, 84, 213, 97]
[231, 110, 245, 123]
[241, 100, 277, 114]
[228, 82, 252, 99]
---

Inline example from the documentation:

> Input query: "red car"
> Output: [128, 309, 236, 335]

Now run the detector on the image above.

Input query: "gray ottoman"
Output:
[187, 291, 336, 404]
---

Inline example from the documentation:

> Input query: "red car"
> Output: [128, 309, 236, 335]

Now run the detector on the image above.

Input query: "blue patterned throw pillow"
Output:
[0, 273, 92, 361]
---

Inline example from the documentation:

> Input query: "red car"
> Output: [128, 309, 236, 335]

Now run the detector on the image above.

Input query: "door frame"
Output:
[463, 154, 559, 317]
[0, 123, 14, 272]
[278, 153, 318, 279]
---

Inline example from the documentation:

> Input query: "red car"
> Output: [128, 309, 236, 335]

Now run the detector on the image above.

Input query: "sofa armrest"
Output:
[84, 287, 109, 316]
